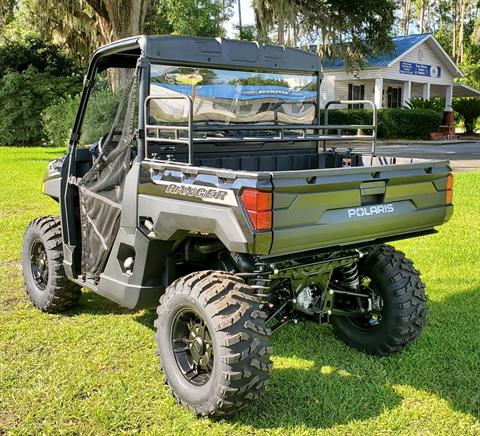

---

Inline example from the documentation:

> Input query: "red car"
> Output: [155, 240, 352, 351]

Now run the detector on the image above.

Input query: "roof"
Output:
[322, 33, 463, 77]
[453, 83, 480, 97]
[88, 35, 322, 78]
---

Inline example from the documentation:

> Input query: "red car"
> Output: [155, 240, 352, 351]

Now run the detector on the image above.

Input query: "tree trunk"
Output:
[403, 0, 411, 35]
[238, 0, 243, 38]
[277, 0, 285, 45]
[293, 19, 298, 47]
[86, 0, 149, 42]
[419, 0, 426, 33]
[85, 0, 149, 90]
[253, 0, 269, 43]
[98, 16, 112, 44]
[0, 2, 4, 32]
[452, 0, 457, 62]
[459, 0, 466, 62]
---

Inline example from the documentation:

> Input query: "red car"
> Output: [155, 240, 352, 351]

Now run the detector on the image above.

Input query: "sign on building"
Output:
[399, 61, 441, 78]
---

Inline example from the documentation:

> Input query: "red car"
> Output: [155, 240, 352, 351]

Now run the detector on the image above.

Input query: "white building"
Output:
[319, 33, 480, 111]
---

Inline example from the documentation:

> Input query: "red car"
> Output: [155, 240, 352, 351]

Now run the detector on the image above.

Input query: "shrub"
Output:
[321, 108, 374, 126]
[0, 38, 81, 146]
[323, 108, 442, 140]
[79, 85, 120, 145]
[42, 95, 80, 147]
[378, 109, 442, 139]
[404, 97, 445, 112]
[452, 98, 480, 134]
[0, 37, 79, 77]
[0, 67, 81, 146]
[42, 83, 123, 147]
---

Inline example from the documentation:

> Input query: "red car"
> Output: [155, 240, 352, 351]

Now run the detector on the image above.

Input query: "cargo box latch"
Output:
[360, 181, 386, 205]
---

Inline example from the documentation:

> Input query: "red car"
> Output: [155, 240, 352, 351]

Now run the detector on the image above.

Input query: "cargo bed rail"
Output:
[144, 97, 377, 165]
[323, 100, 377, 154]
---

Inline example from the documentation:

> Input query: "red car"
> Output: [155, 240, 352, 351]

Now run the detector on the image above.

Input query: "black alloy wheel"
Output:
[30, 239, 49, 291]
[22, 216, 81, 312]
[171, 308, 214, 386]
[155, 270, 272, 417]
[331, 245, 427, 356]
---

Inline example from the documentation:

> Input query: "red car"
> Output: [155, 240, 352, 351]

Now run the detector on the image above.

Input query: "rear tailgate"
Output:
[270, 157, 453, 255]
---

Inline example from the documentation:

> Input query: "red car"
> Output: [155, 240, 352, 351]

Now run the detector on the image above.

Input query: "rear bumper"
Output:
[270, 202, 451, 255]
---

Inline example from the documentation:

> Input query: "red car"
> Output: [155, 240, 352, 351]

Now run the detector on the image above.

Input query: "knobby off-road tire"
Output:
[22, 216, 81, 312]
[155, 270, 272, 417]
[332, 245, 427, 356]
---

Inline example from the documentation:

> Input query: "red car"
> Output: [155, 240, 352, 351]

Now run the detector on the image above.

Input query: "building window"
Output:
[348, 84, 365, 109]
[387, 87, 402, 108]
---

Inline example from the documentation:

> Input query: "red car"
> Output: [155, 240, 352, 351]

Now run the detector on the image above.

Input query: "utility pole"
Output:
[238, 0, 243, 38]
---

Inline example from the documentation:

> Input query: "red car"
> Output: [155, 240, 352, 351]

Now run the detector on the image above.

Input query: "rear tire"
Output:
[22, 216, 81, 313]
[331, 245, 427, 356]
[155, 270, 272, 417]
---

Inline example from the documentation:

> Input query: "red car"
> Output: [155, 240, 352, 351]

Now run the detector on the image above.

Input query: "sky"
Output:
[225, 0, 256, 38]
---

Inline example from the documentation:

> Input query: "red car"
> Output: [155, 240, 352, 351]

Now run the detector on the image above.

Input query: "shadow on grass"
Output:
[73, 286, 480, 429]
[231, 287, 480, 429]
[67, 290, 135, 316]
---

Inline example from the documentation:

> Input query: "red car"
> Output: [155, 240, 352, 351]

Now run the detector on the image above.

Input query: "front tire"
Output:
[22, 216, 81, 312]
[155, 270, 272, 417]
[332, 245, 427, 356]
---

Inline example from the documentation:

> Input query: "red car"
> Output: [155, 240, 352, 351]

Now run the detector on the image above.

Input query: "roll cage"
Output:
[69, 35, 377, 163]
[62, 35, 377, 278]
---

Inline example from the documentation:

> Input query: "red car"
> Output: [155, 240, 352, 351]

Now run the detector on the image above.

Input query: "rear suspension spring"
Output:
[236, 264, 272, 303]
[338, 261, 360, 289]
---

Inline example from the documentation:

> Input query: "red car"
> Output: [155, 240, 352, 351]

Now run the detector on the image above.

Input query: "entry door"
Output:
[348, 84, 365, 109]
[387, 87, 402, 108]
[75, 66, 138, 279]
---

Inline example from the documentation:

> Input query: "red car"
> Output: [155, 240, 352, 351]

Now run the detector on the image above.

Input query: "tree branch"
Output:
[85, 0, 109, 20]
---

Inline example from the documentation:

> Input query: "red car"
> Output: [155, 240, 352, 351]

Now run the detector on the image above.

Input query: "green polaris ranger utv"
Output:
[22, 35, 454, 417]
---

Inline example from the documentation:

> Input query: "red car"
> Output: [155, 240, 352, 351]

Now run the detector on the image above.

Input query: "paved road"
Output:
[353, 141, 480, 171]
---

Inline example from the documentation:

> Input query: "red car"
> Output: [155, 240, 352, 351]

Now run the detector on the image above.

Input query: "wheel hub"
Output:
[189, 325, 210, 364]
[350, 276, 384, 329]
[171, 310, 214, 385]
[30, 239, 48, 290]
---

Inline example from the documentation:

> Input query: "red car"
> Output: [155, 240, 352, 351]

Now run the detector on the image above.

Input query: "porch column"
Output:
[422, 83, 431, 100]
[445, 85, 453, 111]
[374, 78, 383, 109]
[402, 80, 412, 107]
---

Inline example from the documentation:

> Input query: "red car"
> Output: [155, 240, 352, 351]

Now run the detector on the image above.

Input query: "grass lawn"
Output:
[1, 146, 479, 435]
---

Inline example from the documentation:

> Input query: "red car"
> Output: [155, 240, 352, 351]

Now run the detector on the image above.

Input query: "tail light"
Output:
[240, 188, 272, 231]
[446, 173, 454, 205]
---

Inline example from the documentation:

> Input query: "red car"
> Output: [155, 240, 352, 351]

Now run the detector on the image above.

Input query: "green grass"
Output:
[1, 147, 479, 435]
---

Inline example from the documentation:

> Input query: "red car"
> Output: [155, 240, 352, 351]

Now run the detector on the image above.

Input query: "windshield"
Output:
[149, 65, 318, 126]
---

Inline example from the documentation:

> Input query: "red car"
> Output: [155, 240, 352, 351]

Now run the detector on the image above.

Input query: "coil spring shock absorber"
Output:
[232, 254, 272, 305]
[338, 261, 360, 289]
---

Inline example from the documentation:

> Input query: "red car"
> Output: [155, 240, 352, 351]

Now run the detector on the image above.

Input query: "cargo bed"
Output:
[269, 155, 452, 255]
[141, 153, 453, 257]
